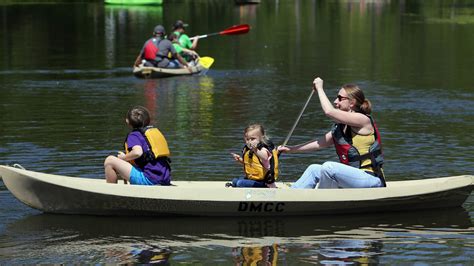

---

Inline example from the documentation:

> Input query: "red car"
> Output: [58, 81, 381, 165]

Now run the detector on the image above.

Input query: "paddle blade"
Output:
[199, 57, 215, 69]
[219, 24, 250, 36]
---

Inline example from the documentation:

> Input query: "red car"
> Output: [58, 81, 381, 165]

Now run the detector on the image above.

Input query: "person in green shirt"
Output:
[169, 32, 199, 65]
[172, 20, 199, 61]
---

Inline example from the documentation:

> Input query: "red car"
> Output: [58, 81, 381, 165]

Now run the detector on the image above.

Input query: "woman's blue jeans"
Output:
[291, 161, 382, 189]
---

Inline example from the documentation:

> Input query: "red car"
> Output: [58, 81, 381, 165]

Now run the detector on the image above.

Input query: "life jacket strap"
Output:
[366, 154, 386, 187]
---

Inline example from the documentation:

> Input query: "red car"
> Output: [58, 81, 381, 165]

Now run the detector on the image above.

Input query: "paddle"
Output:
[198, 56, 215, 69]
[279, 89, 315, 152]
[189, 24, 250, 41]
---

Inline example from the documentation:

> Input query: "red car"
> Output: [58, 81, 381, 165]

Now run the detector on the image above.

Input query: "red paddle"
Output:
[190, 24, 250, 40]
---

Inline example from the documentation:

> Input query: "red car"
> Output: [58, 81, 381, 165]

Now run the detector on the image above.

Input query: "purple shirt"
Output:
[126, 131, 171, 185]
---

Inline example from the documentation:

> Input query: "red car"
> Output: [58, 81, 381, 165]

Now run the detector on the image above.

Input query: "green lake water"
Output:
[0, 0, 473, 264]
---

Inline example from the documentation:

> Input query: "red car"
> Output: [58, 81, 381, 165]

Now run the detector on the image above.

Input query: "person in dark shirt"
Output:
[134, 25, 190, 70]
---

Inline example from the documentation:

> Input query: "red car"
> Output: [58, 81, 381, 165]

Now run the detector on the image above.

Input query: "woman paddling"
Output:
[278, 77, 386, 189]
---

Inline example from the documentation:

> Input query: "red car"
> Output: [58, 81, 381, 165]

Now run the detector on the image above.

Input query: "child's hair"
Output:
[168, 32, 178, 41]
[244, 124, 269, 144]
[127, 106, 151, 129]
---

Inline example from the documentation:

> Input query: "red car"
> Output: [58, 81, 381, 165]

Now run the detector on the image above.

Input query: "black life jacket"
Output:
[331, 116, 386, 186]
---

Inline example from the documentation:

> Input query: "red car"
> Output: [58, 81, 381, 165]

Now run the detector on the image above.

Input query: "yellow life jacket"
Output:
[242, 142, 279, 183]
[240, 244, 278, 266]
[124, 126, 170, 167]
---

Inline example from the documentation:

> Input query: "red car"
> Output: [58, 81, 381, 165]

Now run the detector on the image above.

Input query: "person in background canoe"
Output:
[227, 124, 279, 188]
[168, 32, 199, 66]
[104, 106, 171, 186]
[172, 20, 199, 62]
[133, 25, 190, 70]
[278, 77, 386, 189]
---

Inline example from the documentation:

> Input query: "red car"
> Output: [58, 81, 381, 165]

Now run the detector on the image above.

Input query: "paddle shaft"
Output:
[190, 32, 219, 40]
[190, 24, 250, 41]
[281, 89, 315, 147]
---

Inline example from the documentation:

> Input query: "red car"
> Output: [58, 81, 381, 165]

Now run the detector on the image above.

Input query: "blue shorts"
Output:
[129, 166, 154, 185]
[232, 177, 267, 188]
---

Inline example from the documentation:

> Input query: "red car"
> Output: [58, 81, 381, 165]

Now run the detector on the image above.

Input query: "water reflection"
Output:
[232, 244, 279, 265]
[1, 0, 474, 263]
[104, 5, 163, 68]
[134, 76, 216, 138]
[131, 247, 171, 264]
[314, 240, 383, 264]
[143, 79, 159, 117]
[237, 2, 258, 25]
[343, 0, 391, 16]
[2, 208, 471, 263]
[116, 245, 171, 265]
[234, 240, 382, 265]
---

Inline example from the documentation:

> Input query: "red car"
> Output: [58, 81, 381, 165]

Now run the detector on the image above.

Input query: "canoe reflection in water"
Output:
[103, 244, 171, 264]
[232, 241, 382, 265]
[4, 208, 471, 264]
[232, 244, 279, 265]
[310, 240, 383, 265]
[129, 246, 171, 265]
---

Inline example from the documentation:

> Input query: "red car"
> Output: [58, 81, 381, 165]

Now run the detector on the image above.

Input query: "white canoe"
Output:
[0, 165, 473, 217]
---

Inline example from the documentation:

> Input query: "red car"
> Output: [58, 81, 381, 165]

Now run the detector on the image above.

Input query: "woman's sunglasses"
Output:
[336, 95, 350, 101]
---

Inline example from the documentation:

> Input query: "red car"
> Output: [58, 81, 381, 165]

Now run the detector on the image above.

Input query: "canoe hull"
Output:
[1, 166, 473, 217]
[133, 64, 204, 79]
[235, 0, 261, 4]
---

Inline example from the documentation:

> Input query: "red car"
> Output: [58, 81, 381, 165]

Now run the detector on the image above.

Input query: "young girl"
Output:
[104, 106, 171, 185]
[229, 124, 279, 188]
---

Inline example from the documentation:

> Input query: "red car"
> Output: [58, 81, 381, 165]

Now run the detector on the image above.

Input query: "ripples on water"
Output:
[1, 0, 474, 263]
[1, 65, 473, 264]
[1, 68, 473, 263]
[0, 204, 472, 264]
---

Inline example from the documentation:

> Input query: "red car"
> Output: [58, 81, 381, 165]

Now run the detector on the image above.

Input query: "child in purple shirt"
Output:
[104, 106, 171, 185]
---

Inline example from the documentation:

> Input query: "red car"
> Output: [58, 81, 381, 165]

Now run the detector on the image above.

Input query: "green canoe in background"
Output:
[104, 0, 163, 5]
